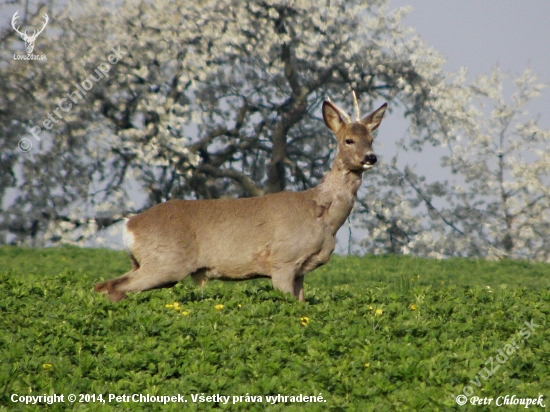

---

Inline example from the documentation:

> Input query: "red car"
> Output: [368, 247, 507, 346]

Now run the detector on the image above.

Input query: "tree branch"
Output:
[197, 164, 263, 197]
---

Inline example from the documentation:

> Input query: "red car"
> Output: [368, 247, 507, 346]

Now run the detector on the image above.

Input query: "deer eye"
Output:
[345, 139, 355, 145]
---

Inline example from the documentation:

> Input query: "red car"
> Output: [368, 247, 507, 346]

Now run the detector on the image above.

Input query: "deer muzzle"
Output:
[362, 153, 377, 169]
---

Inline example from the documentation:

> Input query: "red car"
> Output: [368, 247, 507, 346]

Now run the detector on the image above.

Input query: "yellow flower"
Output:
[300, 316, 310, 326]
[364, 362, 370, 368]
[215, 304, 224, 311]
[181, 310, 189, 316]
[42, 363, 53, 370]
[409, 304, 417, 311]
[368, 305, 373, 310]
[375, 309, 383, 316]
[166, 302, 182, 311]
[237, 304, 242, 309]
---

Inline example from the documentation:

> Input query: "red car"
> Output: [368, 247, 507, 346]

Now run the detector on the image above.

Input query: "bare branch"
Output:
[198, 164, 263, 197]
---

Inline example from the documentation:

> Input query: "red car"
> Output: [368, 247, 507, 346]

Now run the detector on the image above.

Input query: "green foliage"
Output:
[1, 247, 549, 411]
[313, 254, 550, 290]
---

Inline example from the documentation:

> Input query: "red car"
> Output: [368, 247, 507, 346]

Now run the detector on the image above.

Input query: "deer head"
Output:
[12, 11, 49, 54]
[323, 91, 387, 173]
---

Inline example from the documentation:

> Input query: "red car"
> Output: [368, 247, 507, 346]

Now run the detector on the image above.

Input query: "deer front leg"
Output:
[271, 268, 298, 299]
[294, 275, 305, 302]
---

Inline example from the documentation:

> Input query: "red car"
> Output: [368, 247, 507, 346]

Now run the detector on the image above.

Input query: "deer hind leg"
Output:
[190, 268, 209, 289]
[94, 263, 192, 302]
[94, 270, 136, 302]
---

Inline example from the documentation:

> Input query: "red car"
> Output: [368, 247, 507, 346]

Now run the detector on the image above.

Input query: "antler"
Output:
[27, 13, 49, 41]
[34, 13, 49, 38]
[327, 91, 362, 123]
[11, 11, 48, 41]
[352, 90, 361, 122]
[11, 11, 26, 38]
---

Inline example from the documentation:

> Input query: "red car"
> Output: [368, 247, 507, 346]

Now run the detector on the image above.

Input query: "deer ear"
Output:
[322, 101, 345, 134]
[361, 103, 387, 133]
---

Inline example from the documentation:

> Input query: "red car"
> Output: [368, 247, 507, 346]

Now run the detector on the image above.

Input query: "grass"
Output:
[0, 246, 549, 411]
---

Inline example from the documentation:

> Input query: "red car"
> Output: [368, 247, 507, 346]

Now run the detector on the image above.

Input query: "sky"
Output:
[389, 0, 550, 130]
[392, 1, 550, 80]
[381, 0, 550, 157]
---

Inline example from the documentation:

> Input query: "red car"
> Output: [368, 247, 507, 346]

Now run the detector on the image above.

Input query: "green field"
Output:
[1, 246, 549, 411]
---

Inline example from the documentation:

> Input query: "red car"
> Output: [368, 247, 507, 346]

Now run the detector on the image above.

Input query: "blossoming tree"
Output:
[1, 0, 548, 261]
[358, 68, 550, 261]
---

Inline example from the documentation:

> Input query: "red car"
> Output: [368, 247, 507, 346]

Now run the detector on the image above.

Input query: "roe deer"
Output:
[95, 93, 387, 302]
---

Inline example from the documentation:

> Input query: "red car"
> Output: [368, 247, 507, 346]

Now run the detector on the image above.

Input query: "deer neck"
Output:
[313, 157, 363, 236]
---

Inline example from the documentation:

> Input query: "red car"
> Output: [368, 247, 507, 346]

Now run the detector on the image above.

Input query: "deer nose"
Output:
[364, 153, 377, 165]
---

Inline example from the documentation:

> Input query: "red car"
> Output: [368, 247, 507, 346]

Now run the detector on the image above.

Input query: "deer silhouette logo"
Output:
[12, 11, 48, 54]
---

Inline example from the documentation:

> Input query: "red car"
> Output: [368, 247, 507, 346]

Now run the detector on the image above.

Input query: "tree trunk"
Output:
[265, 121, 288, 193]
